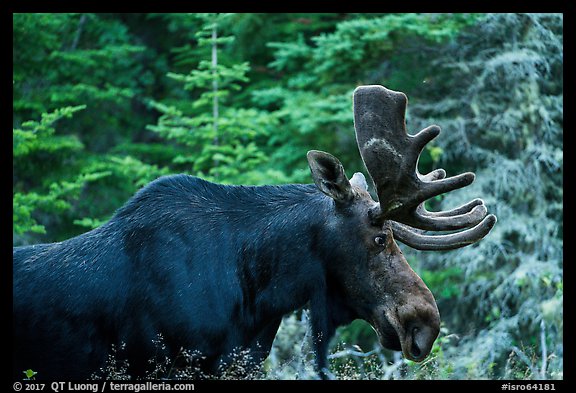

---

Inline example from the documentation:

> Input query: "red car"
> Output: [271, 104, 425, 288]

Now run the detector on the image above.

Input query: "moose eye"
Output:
[374, 235, 387, 246]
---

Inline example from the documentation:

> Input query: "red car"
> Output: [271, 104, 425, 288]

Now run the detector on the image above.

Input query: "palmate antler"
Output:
[353, 85, 496, 250]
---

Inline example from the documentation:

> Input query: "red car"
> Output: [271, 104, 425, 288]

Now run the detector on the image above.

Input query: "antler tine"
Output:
[390, 214, 497, 251]
[397, 200, 488, 231]
[415, 172, 487, 228]
[353, 85, 496, 247]
[416, 198, 485, 218]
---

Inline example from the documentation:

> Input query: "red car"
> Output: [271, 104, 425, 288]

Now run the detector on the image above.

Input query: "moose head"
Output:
[306, 85, 497, 364]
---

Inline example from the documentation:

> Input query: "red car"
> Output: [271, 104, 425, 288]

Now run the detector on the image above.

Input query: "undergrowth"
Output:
[88, 310, 562, 380]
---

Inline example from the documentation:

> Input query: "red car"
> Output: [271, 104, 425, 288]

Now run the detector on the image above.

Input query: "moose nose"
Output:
[407, 324, 438, 361]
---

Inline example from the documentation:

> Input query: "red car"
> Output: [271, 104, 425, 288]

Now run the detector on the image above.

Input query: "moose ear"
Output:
[307, 150, 353, 203]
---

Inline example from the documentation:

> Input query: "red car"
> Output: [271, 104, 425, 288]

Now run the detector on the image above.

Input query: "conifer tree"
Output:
[407, 13, 563, 379]
[148, 13, 279, 184]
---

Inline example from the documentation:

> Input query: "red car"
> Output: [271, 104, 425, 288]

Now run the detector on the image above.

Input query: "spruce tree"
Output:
[148, 13, 279, 185]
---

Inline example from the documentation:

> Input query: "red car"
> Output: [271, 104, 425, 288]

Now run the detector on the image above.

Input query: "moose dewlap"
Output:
[13, 85, 496, 380]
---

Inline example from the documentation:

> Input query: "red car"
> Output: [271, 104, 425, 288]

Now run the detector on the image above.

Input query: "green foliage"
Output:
[13, 171, 111, 235]
[13, 13, 155, 145]
[147, 13, 279, 185]
[252, 13, 481, 182]
[406, 13, 563, 379]
[13, 105, 86, 157]
[13, 13, 175, 242]
[420, 267, 463, 300]
[23, 369, 37, 380]
[13, 106, 111, 237]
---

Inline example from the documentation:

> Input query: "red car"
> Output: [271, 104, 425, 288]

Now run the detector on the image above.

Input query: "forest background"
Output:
[13, 13, 563, 380]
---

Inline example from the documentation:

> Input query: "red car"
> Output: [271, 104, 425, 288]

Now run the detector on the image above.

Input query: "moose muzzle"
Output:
[372, 287, 440, 362]
[368, 236, 441, 362]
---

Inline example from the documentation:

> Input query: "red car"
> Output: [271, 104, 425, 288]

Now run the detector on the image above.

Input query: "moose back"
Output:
[13, 85, 496, 379]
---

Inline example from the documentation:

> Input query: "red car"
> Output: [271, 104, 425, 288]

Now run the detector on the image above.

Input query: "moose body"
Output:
[13, 85, 496, 380]
[13, 176, 354, 379]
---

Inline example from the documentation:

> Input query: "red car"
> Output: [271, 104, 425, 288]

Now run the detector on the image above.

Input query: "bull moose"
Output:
[13, 85, 496, 380]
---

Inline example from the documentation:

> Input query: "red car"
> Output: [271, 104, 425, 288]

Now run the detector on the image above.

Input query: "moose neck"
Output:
[233, 183, 336, 320]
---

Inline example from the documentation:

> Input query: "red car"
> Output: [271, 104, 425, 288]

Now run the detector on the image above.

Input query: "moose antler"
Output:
[353, 85, 496, 250]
